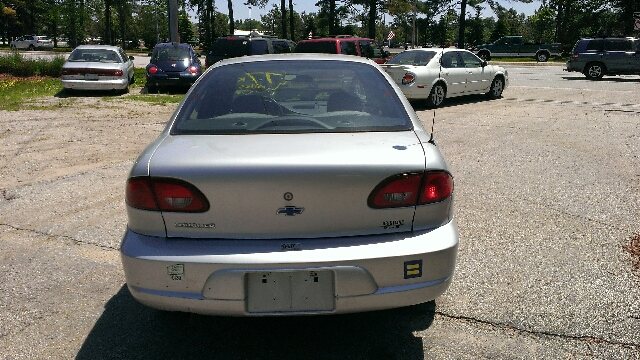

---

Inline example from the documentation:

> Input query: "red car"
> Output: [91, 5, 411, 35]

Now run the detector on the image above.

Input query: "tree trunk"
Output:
[289, 0, 294, 41]
[367, 0, 376, 40]
[458, 0, 467, 49]
[227, 0, 234, 35]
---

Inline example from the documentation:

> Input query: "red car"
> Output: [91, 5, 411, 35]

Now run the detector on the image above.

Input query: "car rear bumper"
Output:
[120, 218, 459, 316]
[61, 78, 129, 90]
[146, 74, 199, 88]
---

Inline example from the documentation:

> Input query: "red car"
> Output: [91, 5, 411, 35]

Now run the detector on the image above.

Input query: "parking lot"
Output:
[0, 64, 639, 359]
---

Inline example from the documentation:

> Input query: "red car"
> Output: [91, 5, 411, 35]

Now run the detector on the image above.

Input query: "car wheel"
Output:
[426, 83, 446, 108]
[584, 63, 605, 80]
[487, 77, 504, 99]
[28, 44, 35, 51]
[10, 45, 16, 51]
[536, 52, 549, 62]
[129, 74, 135, 85]
[147, 84, 157, 94]
[477, 51, 490, 61]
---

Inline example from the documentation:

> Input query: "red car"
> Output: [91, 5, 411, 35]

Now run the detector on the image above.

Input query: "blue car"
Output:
[146, 42, 203, 93]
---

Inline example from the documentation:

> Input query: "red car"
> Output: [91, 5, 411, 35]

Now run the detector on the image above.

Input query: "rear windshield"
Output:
[68, 49, 121, 63]
[386, 50, 437, 65]
[172, 60, 411, 135]
[211, 38, 250, 57]
[295, 41, 339, 54]
[153, 46, 190, 61]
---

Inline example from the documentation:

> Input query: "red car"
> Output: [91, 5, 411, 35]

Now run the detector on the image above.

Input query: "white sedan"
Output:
[381, 48, 508, 108]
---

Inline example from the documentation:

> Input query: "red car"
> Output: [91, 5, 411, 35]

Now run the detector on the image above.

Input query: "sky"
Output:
[220, 0, 543, 22]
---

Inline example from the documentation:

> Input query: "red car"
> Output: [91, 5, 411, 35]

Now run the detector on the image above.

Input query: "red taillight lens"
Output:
[419, 172, 454, 204]
[189, 66, 198, 74]
[126, 178, 209, 212]
[368, 171, 453, 208]
[148, 66, 158, 75]
[571, 54, 578, 61]
[114, 70, 123, 76]
[402, 73, 415, 85]
[126, 178, 157, 210]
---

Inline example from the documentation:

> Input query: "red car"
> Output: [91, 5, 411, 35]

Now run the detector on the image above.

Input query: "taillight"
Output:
[402, 73, 415, 85]
[368, 171, 453, 208]
[126, 178, 210, 212]
[148, 66, 158, 75]
[114, 70, 123, 76]
[571, 54, 579, 61]
[189, 66, 198, 74]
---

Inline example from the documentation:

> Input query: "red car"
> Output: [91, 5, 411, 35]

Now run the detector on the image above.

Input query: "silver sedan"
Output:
[61, 45, 135, 93]
[121, 54, 459, 316]
[381, 48, 509, 108]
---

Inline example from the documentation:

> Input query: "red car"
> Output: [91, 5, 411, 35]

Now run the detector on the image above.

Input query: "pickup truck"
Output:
[475, 36, 562, 62]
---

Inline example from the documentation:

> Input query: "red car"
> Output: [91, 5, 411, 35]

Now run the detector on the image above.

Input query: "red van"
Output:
[294, 36, 391, 64]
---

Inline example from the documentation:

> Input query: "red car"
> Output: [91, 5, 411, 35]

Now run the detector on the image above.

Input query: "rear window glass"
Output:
[386, 50, 436, 65]
[295, 41, 339, 54]
[585, 39, 604, 52]
[211, 38, 250, 57]
[340, 41, 358, 56]
[604, 39, 631, 51]
[172, 60, 411, 135]
[153, 46, 190, 61]
[249, 40, 269, 55]
[68, 49, 121, 63]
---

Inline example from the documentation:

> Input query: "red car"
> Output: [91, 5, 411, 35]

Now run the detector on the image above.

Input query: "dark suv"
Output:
[205, 35, 293, 67]
[565, 37, 640, 80]
[294, 36, 391, 64]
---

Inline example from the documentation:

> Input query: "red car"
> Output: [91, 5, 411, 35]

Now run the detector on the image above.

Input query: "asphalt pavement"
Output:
[0, 64, 638, 359]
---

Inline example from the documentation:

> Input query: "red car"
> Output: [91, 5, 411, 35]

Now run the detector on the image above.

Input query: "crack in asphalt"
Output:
[436, 311, 640, 350]
[0, 222, 119, 252]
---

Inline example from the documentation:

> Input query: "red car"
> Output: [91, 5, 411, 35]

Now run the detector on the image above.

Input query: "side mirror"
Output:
[481, 60, 488, 67]
[129, 56, 135, 60]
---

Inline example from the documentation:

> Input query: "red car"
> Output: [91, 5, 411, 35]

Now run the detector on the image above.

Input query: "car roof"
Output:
[298, 37, 375, 42]
[154, 42, 192, 48]
[404, 47, 463, 53]
[210, 53, 377, 67]
[72, 44, 122, 51]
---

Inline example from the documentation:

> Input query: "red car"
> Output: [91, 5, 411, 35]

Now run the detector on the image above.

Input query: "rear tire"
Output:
[536, 52, 549, 62]
[584, 62, 605, 80]
[426, 83, 446, 108]
[27, 44, 35, 51]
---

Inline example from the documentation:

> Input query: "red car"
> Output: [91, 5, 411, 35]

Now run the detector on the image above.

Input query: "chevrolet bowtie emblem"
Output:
[277, 206, 304, 216]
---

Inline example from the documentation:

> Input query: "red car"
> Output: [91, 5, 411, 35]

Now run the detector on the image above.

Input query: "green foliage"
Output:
[0, 52, 65, 77]
[0, 76, 62, 111]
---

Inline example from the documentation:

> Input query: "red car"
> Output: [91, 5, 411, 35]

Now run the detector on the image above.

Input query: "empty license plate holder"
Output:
[246, 270, 335, 313]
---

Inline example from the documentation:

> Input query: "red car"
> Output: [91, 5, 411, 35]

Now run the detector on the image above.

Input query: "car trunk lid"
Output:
[148, 132, 427, 239]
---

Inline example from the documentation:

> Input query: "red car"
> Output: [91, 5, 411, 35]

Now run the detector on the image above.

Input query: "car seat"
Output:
[326, 91, 362, 112]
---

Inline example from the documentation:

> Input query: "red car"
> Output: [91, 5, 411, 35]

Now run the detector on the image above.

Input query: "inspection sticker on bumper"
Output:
[167, 264, 184, 280]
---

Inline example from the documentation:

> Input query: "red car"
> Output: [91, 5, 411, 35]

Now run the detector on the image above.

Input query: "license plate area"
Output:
[246, 270, 335, 313]
[85, 74, 99, 81]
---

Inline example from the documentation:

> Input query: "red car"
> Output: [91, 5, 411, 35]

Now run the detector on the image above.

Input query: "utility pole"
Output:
[168, 0, 179, 43]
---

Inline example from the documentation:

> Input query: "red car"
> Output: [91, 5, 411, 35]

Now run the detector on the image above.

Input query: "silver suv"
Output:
[9, 35, 54, 51]
[565, 37, 640, 80]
